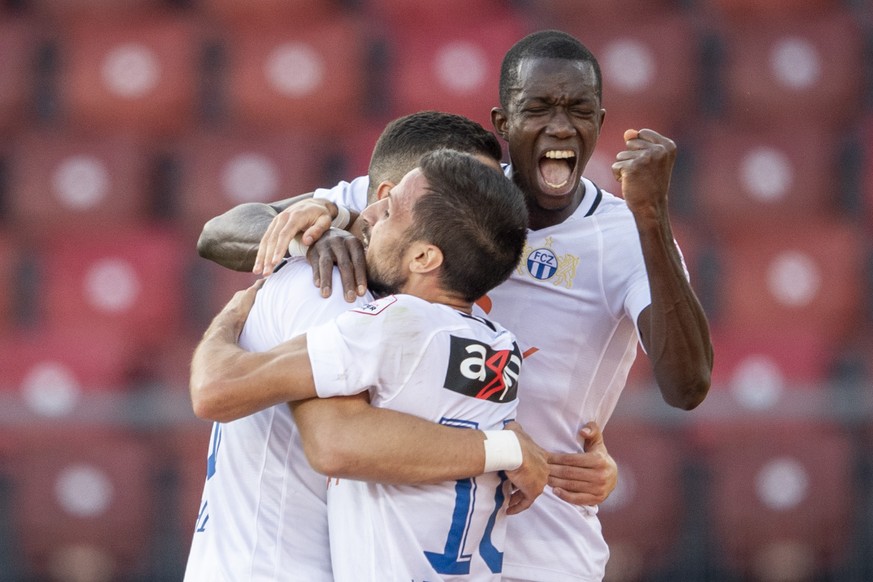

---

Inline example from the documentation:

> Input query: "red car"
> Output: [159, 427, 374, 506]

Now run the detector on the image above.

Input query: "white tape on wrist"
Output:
[483, 430, 523, 473]
[288, 236, 310, 258]
[331, 205, 351, 230]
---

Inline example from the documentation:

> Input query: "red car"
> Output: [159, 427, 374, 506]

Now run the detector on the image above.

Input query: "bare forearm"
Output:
[198, 203, 278, 271]
[190, 289, 316, 421]
[636, 215, 713, 410]
[197, 193, 314, 272]
[292, 397, 486, 484]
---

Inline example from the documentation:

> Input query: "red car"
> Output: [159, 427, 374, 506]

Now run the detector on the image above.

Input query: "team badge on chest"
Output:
[527, 248, 558, 280]
[519, 237, 579, 288]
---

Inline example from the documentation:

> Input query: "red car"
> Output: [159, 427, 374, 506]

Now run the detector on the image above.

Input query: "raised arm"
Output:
[189, 281, 319, 421]
[196, 193, 314, 272]
[613, 128, 713, 410]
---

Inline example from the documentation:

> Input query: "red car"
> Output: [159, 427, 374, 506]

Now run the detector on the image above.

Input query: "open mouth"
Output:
[539, 150, 577, 189]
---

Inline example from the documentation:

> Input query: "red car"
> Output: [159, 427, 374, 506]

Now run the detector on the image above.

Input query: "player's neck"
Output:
[401, 278, 472, 313]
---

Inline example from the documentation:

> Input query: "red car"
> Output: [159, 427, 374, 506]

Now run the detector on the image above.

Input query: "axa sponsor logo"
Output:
[443, 336, 522, 402]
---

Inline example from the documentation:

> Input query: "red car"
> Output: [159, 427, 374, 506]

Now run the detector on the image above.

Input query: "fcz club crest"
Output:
[443, 336, 522, 402]
[519, 236, 579, 288]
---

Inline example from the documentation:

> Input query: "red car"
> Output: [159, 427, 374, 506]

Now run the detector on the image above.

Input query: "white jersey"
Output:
[316, 171, 669, 581]
[184, 259, 370, 582]
[307, 294, 522, 581]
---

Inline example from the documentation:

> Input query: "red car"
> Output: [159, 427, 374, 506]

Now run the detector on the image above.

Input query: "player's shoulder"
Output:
[349, 293, 439, 318]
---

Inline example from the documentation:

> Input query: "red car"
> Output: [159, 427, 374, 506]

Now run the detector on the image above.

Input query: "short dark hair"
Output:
[409, 149, 528, 303]
[499, 30, 602, 108]
[368, 111, 503, 195]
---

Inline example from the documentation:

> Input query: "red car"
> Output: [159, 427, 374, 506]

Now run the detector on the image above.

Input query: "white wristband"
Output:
[483, 430, 523, 473]
[288, 236, 310, 258]
[331, 204, 351, 230]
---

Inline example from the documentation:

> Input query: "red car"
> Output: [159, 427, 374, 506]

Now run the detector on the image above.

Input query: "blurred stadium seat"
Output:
[198, 0, 342, 25]
[0, 237, 19, 333]
[26, 0, 166, 18]
[151, 423, 212, 561]
[367, 0, 512, 28]
[173, 129, 336, 228]
[184, 257, 258, 331]
[35, 225, 189, 344]
[692, 123, 844, 233]
[386, 16, 530, 129]
[700, 420, 854, 580]
[534, 0, 683, 26]
[700, 0, 845, 23]
[712, 218, 865, 344]
[57, 16, 202, 135]
[563, 14, 700, 129]
[599, 422, 685, 581]
[716, 11, 863, 128]
[223, 18, 369, 132]
[7, 131, 151, 229]
[708, 327, 836, 413]
[0, 19, 38, 132]
[0, 327, 135, 418]
[6, 424, 156, 581]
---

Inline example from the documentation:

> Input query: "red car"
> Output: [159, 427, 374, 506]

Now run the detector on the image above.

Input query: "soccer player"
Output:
[199, 30, 713, 581]
[184, 113, 551, 582]
[192, 149, 534, 580]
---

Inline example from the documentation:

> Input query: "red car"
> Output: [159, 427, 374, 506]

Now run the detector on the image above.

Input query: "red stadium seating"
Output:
[198, 0, 341, 25]
[699, 421, 854, 580]
[599, 422, 685, 580]
[224, 18, 368, 132]
[35, 226, 189, 344]
[701, 0, 845, 23]
[151, 423, 212, 556]
[173, 129, 335, 228]
[57, 17, 202, 135]
[564, 14, 700, 129]
[706, 327, 835, 414]
[858, 116, 873, 233]
[0, 237, 19, 333]
[26, 0, 164, 18]
[717, 12, 863, 128]
[713, 219, 865, 344]
[535, 0, 683, 26]
[0, 19, 38, 131]
[387, 16, 530, 129]
[0, 327, 136, 417]
[692, 123, 843, 234]
[6, 425, 156, 580]
[368, 0, 511, 29]
[7, 131, 150, 230]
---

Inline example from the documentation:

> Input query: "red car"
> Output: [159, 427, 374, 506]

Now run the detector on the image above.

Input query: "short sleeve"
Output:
[312, 176, 370, 213]
[307, 296, 433, 400]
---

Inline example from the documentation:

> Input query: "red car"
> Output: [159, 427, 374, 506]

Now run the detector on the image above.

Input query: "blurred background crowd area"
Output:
[1, 0, 873, 580]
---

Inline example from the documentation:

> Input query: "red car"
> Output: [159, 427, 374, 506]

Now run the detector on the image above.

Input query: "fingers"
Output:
[578, 421, 605, 451]
[506, 489, 536, 515]
[306, 230, 368, 301]
[254, 215, 281, 276]
[254, 201, 337, 276]
[348, 240, 368, 298]
[301, 215, 333, 247]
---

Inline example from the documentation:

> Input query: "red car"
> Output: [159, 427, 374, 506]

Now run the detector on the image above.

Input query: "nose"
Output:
[546, 109, 575, 138]
[361, 198, 386, 225]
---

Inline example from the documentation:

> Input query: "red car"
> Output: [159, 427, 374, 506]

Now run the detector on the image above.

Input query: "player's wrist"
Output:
[482, 430, 523, 472]
[288, 235, 310, 258]
[331, 204, 351, 230]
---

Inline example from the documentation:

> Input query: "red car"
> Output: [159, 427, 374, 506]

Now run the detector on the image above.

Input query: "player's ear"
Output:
[408, 242, 443, 275]
[491, 107, 509, 141]
[375, 181, 394, 201]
